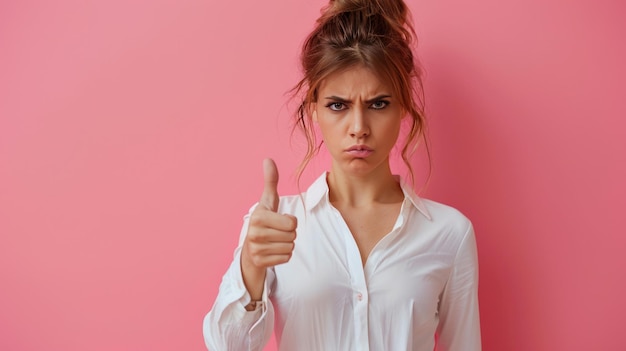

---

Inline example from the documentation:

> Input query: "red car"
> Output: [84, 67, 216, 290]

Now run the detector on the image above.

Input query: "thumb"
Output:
[260, 158, 279, 212]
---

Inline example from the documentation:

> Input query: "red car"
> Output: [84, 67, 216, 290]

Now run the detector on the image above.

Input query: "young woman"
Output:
[203, 0, 481, 350]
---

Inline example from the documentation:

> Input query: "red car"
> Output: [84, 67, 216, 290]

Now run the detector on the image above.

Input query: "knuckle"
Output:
[247, 226, 270, 242]
[249, 211, 264, 226]
[288, 216, 298, 230]
[246, 228, 260, 241]
[246, 244, 258, 256]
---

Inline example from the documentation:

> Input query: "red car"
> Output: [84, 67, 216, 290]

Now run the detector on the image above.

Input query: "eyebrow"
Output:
[324, 94, 392, 104]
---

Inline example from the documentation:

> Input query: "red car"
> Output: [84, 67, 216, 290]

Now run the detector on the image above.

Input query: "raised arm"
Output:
[203, 159, 297, 351]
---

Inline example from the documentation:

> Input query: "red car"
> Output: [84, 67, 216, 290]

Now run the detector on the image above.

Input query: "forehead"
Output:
[318, 65, 392, 96]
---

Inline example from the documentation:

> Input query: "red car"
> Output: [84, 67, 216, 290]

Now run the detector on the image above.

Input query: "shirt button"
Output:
[357, 293, 363, 301]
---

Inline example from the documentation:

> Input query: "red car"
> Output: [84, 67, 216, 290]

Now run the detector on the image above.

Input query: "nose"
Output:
[349, 107, 369, 138]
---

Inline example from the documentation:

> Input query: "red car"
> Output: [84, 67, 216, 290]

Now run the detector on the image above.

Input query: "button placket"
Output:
[331, 205, 370, 350]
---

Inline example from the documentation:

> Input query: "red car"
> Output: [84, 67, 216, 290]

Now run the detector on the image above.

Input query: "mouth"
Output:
[346, 145, 374, 157]
[346, 145, 373, 152]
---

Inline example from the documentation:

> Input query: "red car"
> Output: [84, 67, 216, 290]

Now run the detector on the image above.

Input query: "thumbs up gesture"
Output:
[241, 159, 297, 300]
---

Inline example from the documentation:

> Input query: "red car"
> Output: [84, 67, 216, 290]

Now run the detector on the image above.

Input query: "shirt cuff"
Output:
[228, 248, 272, 317]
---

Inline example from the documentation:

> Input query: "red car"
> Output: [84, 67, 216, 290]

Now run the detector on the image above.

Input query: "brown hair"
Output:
[291, 0, 429, 187]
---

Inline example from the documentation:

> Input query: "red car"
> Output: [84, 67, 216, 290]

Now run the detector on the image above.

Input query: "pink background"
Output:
[1, 0, 625, 350]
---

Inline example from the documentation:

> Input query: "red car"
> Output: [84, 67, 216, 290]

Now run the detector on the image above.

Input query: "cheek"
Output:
[316, 114, 339, 137]
[314, 119, 332, 142]
[380, 121, 403, 148]
[380, 118, 402, 134]
[318, 123, 337, 143]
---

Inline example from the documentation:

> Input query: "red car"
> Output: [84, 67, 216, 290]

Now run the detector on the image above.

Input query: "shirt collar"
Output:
[304, 172, 432, 221]
[304, 173, 330, 210]
[396, 175, 432, 220]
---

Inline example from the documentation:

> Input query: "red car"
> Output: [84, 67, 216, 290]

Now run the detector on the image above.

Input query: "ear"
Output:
[311, 103, 318, 123]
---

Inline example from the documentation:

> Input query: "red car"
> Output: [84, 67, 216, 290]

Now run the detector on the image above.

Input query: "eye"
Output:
[326, 102, 347, 111]
[370, 100, 389, 110]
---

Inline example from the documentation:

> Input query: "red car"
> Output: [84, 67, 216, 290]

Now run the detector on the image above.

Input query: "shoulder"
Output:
[422, 198, 471, 224]
[399, 176, 472, 237]
[406, 198, 477, 262]
[417, 197, 474, 238]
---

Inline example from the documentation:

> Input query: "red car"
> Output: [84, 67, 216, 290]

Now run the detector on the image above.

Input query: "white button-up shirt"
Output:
[204, 173, 481, 351]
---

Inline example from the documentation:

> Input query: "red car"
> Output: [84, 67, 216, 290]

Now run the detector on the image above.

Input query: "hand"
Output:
[240, 158, 297, 299]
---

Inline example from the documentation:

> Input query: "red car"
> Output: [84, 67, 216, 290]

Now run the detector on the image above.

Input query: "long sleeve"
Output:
[436, 223, 482, 351]
[203, 206, 275, 351]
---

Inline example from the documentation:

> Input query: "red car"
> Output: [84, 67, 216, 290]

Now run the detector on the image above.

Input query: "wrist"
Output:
[240, 253, 266, 301]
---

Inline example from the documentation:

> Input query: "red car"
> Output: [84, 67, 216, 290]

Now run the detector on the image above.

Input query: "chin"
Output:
[342, 159, 382, 175]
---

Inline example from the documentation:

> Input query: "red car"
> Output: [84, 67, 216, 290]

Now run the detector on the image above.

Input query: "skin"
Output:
[241, 65, 406, 303]
[313, 65, 404, 192]
[313, 65, 406, 264]
[240, 158, 296, 304]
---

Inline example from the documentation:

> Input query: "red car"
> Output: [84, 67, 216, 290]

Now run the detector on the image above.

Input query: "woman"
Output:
[203, 0, 481, 350]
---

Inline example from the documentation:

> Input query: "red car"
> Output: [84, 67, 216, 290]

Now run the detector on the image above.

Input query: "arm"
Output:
[436, 223, 482, 351]
[203, 208, 276, 351]
[203, 160, 296, 351]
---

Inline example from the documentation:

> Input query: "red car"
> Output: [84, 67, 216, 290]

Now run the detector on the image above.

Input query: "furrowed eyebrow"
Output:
[365, 95, 392, 104]
[324, 96, 350, 103]
[324, 94, 392, 104]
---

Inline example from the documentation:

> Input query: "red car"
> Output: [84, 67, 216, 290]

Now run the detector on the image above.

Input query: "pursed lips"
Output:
[345, 145, 373, 157]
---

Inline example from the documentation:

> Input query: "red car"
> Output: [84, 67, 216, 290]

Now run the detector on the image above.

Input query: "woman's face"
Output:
[313, 65, 404, 177]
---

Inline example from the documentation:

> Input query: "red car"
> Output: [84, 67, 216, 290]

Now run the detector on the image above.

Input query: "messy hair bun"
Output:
[293, 0, 427, 185]
[321, 0, 413, 41]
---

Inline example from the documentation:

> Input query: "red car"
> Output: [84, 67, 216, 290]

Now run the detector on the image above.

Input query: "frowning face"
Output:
[313, 65, 404, 178]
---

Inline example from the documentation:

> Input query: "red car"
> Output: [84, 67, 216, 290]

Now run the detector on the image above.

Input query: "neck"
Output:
[326, 161, 404, 208]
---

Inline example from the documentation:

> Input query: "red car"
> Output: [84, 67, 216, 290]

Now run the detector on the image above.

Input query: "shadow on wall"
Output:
[418, 48, 547, 349]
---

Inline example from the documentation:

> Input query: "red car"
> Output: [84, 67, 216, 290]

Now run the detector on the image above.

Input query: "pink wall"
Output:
[1, 0, 624, 350]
